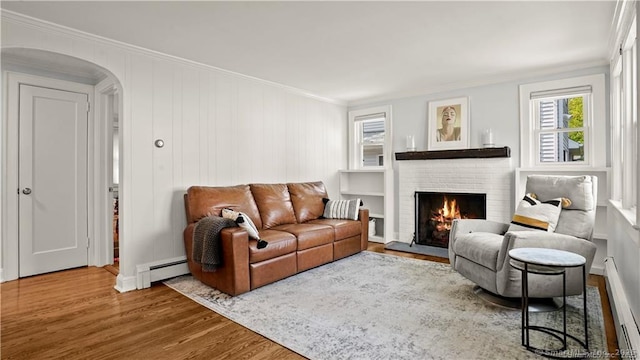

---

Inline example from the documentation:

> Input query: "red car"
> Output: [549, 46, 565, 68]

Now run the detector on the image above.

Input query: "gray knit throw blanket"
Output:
[192, 216, 238, 272]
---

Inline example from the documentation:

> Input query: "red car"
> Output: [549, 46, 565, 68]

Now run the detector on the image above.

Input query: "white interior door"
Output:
[19, 84, 89, 277]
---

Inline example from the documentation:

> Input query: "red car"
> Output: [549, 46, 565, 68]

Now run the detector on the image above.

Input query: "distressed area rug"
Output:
[164, 251, 607, 360]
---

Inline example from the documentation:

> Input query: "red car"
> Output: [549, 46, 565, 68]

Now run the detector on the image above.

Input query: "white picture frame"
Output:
[427, 96, 470, 151]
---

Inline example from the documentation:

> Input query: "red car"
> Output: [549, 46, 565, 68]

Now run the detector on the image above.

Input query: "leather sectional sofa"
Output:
[183, 181, 369, 296]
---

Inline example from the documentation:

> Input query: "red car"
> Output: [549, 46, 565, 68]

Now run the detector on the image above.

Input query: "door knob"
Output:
[22, 188, 32, 195]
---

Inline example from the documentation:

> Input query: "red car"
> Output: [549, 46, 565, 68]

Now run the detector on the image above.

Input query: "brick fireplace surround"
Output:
[396, 148, 513, 245]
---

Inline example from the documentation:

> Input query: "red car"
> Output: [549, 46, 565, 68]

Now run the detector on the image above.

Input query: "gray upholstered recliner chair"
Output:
[448, 175, 598, 299]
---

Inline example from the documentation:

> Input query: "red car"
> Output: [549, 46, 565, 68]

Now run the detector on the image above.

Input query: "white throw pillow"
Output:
[221, 208, 267, 248]
[322, 198, 361, 220]
[508, 193, 566, 232]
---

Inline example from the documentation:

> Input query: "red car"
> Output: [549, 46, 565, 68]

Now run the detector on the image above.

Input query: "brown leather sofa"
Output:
[183, 181, 369, 296]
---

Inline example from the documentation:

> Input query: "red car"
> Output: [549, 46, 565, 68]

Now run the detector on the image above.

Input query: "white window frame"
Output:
[610, 11, 638, 226]
[348, 105, 392, 170]
[519, 74, 606, 168]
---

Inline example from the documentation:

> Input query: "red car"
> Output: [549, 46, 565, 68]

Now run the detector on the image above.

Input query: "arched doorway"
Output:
[1, 48, 124, 281]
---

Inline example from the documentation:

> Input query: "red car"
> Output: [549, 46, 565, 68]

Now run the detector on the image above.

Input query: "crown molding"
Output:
[348, 59, 609, 107]
[1, 10, 346, 106]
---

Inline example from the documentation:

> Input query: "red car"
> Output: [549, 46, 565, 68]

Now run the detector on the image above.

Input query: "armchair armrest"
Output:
[450, 219, 510, 237]
[449, 219, 510, 265]
[497, 231, 597, 273]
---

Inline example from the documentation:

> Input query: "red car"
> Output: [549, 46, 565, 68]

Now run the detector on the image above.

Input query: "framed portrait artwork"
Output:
[427, 96, 470, 151]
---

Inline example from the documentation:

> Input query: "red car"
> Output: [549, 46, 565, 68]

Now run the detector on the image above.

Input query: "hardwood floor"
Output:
[1, 243, 618, 359]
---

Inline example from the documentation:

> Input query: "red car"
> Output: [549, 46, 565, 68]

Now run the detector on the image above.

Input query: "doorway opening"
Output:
[2, 48, 124, 282]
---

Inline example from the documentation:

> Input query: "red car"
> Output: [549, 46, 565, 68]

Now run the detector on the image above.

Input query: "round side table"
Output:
[508, 247, 588, 358]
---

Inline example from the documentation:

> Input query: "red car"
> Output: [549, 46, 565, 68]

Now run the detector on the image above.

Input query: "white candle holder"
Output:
[482, 129, 495, 148]
[406, 135, 416, 152]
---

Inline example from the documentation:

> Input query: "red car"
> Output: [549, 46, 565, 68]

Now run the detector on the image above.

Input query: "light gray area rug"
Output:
[165, 251, 607, 360]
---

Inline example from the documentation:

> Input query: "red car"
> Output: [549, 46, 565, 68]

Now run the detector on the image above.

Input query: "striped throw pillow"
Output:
[508, 193, 564, 232]
[323, 198, 361, 220]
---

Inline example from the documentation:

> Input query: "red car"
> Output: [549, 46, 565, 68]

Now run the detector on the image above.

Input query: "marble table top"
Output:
[508, 248, 586, 267]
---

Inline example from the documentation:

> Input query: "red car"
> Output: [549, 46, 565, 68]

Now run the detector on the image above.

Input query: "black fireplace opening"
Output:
[415, 191, 487, 248]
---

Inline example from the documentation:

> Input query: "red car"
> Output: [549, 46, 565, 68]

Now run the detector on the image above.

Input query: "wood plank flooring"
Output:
[1, 243, 618, 359]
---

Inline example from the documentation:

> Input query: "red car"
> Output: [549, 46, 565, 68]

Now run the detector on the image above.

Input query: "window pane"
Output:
[539, 131, 584, 163]
[537, 96, 585, 130]
[536, 95, 586, 164]
[362, 119, 384, 166]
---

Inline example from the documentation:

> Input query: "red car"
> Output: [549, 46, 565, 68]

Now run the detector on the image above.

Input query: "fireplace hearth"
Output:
[415, 192, 486, 248]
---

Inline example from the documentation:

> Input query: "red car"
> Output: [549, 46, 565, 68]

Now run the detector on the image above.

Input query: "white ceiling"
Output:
[1, 1, 617, 105]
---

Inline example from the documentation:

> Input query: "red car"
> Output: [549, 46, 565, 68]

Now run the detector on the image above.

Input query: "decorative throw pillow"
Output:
[322, 198, 362, 220]
[508, 193, 566, 232]
[221, 208, 268, 249]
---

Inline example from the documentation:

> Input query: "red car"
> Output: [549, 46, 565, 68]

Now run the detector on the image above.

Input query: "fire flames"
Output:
[432, 196, 462, 232]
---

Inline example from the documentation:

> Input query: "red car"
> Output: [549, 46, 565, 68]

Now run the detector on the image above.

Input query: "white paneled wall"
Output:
[1, 12, 347, 289]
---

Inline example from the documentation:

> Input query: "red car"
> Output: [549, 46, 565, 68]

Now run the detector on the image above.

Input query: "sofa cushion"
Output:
[250, 184, 297, 229]
[452, 231, 503, 271]
[249, 229, 297, 264]
[186, 185, 262, 228]
[287, 182, 328, 223]
[308, 218, 361, 241]
[273, 223, 334, 251]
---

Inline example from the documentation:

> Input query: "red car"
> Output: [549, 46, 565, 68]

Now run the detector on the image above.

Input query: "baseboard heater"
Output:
[605, 257, 640, 359]
[136, 256, 189, 289]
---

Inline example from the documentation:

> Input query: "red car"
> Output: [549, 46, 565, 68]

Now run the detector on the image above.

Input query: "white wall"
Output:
[1, 12, 347, 290]
[349, 65, 610, 238]
[608, 205, 640, 325]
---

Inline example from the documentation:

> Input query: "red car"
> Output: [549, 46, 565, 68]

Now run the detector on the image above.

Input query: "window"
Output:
[534, 92, 589, 163]
[348, 106, 392, 169]
[610, 15, 638, 222]
[519, 74, 606, 168]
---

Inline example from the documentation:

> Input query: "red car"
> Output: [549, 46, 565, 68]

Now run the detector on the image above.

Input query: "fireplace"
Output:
[415, 192, 487, 248]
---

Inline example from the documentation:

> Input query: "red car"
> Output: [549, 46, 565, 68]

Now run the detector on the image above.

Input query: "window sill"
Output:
[608, 199, 639, 231]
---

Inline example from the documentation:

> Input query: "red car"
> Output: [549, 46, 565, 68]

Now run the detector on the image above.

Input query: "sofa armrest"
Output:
[358, 208, 370, 250]
[217, 227, 251, 295]
[183, 225, 251, 296]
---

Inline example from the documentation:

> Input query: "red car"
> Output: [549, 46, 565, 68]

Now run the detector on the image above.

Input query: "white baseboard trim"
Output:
[590, 264, 604, 276]
[605, 257, 640, 358]
[0, 268, 3, 283]
[114, 273, 137, 293]
[136, 256, 189, 289]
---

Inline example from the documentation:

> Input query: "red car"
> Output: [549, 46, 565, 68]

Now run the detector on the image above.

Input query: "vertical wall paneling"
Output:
[286, 92, 303, 180]
[129, 54, 155, 266]
[171, 67, 185, 256]
[263, 85, 286, 183]
[236, 78, 261, 184]
[206, 73, 217, 184]
[2, 13, 347, 288]
[180, 67, 201, 186]
[198, 70, 210, 185]
[214, 73, 235, 186]
[152, 59, 175, 260]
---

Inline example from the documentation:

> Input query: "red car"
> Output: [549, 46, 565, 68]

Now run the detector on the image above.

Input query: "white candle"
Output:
[406, 135, 416, 151]
[483, 129, 494, 148]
